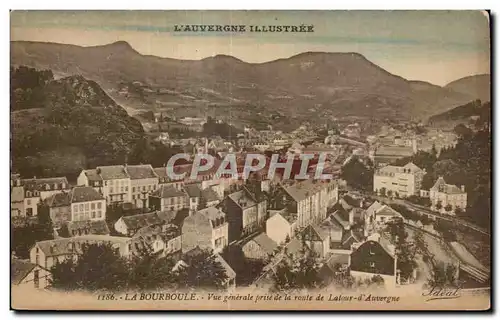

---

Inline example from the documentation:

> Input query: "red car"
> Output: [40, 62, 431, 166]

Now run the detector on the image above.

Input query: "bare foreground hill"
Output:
[11, 40, 490, 125]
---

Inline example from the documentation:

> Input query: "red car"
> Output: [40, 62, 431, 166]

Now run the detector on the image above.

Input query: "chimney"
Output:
[461, 185, 465, 192]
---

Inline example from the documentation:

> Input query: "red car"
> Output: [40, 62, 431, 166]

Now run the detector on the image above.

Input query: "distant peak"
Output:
[99, 41, 138, 53]
[203, 54, 243, 62]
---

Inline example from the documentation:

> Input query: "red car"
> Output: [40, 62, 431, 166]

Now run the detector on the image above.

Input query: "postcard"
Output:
[10, 10, 491, 311]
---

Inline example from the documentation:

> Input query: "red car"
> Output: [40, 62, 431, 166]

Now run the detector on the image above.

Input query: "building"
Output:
[372, 145, 416, 167]
[241, 232, 278, 261]
[114, 211, 175, 236]
[265, 208, 298, 245]
[126, 164, 159, 209]
[181, 207, 229, 254]
[154, 166, 184, 191]
[30, 235, 132, 269]
[149, 185, 187, 212]
[11, 259, 51, 289]
[349, 239, 397, 287]
[69, 186, 107, 222]
[183, 183, 203, 212]
[373, 162, 425, 198]
[224, 186, 267, 242]
[270, 179, 338, 230]
[11, 186, 25, 218]
[77, 165, 131, 205]
[39, 186, 106, 226]
[131, 223, 182, 260]
[428, 177, 467, 214]
[66, 220, 110, 237]
[12, 177, 71, 217]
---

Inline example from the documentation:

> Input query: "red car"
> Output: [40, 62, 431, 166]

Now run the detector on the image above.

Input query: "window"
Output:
[91, 211, 96, 219]
[110, 187, 114, 193]
[94, 181, 99, 187]
[33, 270, 40, 288]
[79, 204, 84, 211]
[85, 203, 89, 210]
[27, 199, 31, 205]
[125, 186, 128, 192]
[26, 208, 33, 217]
[91, 203, 95, 210]
[142, 186, 146, 191]
[35, 254, 39, 265]
[132, 187, 136, 193]
[97, 211, 102, 218]
[97, 202, 102, 209]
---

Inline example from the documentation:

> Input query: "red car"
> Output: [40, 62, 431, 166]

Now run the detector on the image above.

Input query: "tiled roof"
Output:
[121, 212, 164, 231]
[22, 177, 69, 192]
[183, 183, 203, 198]
[250, 233, 278, 255]
[35, 235, 131, 257]
[132, 223, 181, 243]
[126, 164, 158, 180]
[45, 192, 70, 207]
[70, 186, 104, 203]
[214, 253, 236, 279]
[152, 185, 186, 198]
[96, 165, 129, 180]
[202, 187, 221, 203]
[67, 220, 110, 236]
[284, 179, 335, 202]
[228, 189, 257, 210]
[376, 205, 402, 217]
[198, 206, 225, 222]
[375, 145, 414, 157]
[11, 260, 37, 284]
[431, 177, 465, 194]
[83, 169, 102, 181]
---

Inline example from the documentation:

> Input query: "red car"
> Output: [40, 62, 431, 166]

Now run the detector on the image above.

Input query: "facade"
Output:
[11, 186, 25, 217]
[40, 192, 72, 226]
[350, 239, 397, 287]
[428, 177, 467, 214]
[69, 186, 106, 222]
[181, 206, 229, 254]
[241, 232, 278, 261]
[265, 209, 298, 245]
[131, 223, 182, 259]
[126, 164, 159, 209]
[271, 179, 338, 231]
[149, 185, 187, 212]
[114, 211, 175, 236]
[373, 162, 425, 198]
[183, 183, 203, 212]
[224, 186, 267, 242]
[78, 165, 131, 205]
[30, 235, 132, 269]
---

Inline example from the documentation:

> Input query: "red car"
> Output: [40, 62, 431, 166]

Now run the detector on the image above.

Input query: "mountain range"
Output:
[11, 40, 490, 127]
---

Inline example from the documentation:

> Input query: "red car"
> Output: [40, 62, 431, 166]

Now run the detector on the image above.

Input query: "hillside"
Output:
[10, 41, 484, 125]
[445, 74, 491, 103]
[11, 66, 146, 179]
[428, 100, 491, 127]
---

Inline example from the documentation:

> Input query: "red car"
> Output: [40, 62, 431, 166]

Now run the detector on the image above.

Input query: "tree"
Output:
[50, 243, 130, 292]
[176, 248, 229, 290]
[427, 262, 457, 288]
[444, 204, 453, 213]
[379, 187, 387, 197]
[435, 201, 443, 211]
[385, 219, 417, 282]
[340, 156, 374, 191]
[387, 190, 393, 198]
[127, 243, 176, 290]
[454, 207, 464, 216]
[272, 247, 324, 291]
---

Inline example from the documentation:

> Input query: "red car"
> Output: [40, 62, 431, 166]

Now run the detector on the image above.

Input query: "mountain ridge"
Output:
[10, 40, 488, 125]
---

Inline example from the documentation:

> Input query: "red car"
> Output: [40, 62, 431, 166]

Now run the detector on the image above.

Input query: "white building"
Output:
[77, 165, 132, 205]
[181, 207, 229, 254]
[125, 164, 159, 209]
[428, 177, 467, 215]
[373, 162, 425, 198]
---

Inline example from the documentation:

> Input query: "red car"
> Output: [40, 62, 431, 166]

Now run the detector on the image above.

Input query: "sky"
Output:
[10, 10, 490, 86]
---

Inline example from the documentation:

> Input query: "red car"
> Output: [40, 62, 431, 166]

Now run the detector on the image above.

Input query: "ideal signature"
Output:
[422, 286, 462, 301]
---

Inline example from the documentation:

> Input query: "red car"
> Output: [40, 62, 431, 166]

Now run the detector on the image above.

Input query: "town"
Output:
[11, 117, 491, 294]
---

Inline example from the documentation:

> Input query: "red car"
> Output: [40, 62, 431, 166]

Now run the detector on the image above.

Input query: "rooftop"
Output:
[126, 164, 158, 180]
[70, 186, 104, 203]
[96, 165, 129, 180]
